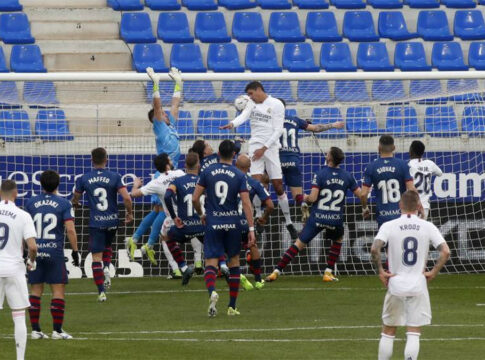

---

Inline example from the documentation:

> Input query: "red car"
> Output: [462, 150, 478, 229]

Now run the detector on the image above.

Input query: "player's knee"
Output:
[382, 325, 397, 336]
[295, 239, 306, 250]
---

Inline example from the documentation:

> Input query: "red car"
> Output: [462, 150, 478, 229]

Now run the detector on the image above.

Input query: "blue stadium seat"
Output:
[335, 81, 369, 102]
[133, 44, 168, 73]
[146, 81, 174, 105]
[221, 81, 246, 103]
[311, 108, 345, 138]
[120, 13, 156, 43]
[410, 80, 446, 104]
[320, 43, 356, 72]
[208, 43, 244, 72]
[444, 0, 476, 8]
[182, 0, 218, 10]
[184, 81, 218, 102]
[454, 11, 485, 40]
[234, 116, 251, 138]
[219, 0, 257, 9]
[431, 42, 468, 71]
[158, 12, 194, 43]
[372, 80, 406, 102]
[35, 110, 73, 142]
[378, 11, 417, 40]
[462, 106, 485, 136]
[195, 12, 231, 43]
[294, 0, 329, 9]
[146, 0, 181, 10]
[0, 0, 22, 11]
[368, 0, 403, 8]
[357, 42, 393, 71]
[246, 43, 282, 72]
[263, 81, 295, 103]
[0, 82, 20, 107]
[306, 12, 342, 42]
[394, 42, 431, 71]
[285, 109, 297, 118]
[0, 110, 33, 142]
[406, 0, 440, 8]
[176, 111, 195, 140]
[10, 45, 46, 72]
[468, 42, 485, 70]
[297, 81, 333, 103]
[448, 79, 484, 103]
[269, 12, 305, 42]
[343, 11, 379, 42]
[346, 107, 379, 135]
[424, 106, 459, 137]
[170, 44, 206, 72]
[0, 48, 8, 72]
[23, 81, 58, 106]
[417, 11, 453, 41]
[331, 0, 366, 9]
[232, 12, 268, 42]
[258, 0, 292, 9]
[385, 106, 420, 135]
[197, 110, 231, 139]
[107, 0, 143, 10]
[282, 43, 319, 72]
[0, 13, 34, 44]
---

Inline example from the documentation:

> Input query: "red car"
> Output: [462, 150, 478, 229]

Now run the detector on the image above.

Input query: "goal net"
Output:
[0, 72, 484, 278]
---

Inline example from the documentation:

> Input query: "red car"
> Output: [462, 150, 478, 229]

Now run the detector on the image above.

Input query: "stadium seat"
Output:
[157, 12, 194, 43]
[368, 0, 403, 9]
[454, 11, 485, 40]
[385, 106, 420, 135]
[378, 12, 417, 41]
[346, 107, 379, 135]
[424, 106, 459, 136]
[176, 111, 195, 140]
[182, 0, 218, 10]
[331, 0, 366, 9]
[294, 0, 329, 9]
[146, 0, 181, 10]
[35, 110, 73, 142]
[306, 12, 342, 42]
[246, 43, 282, 72]
[232, 12, 268, 42]
[417, 11, 453, 41]
[0, 48, 8, 73]
[207, 43, 244, 72]
[221, 81, 246, 103]
[0, 110, 33, 142]
[184, 81, 218, 102]
[0, 82, 20, 107]
[133, 44, 168, 73]
[120, 13, 156, 43]
[0, 0, 22, 11]
[262, 81, 295, 103]
[468, 42, 485, 70]
[444, 0, 477, 8]
[170, 44, 206, 72]
[219, 0, 257, 9]
[394, 42, 431, 71]
[282, 43, 319, 72]
[320, 43, 356, 72]
[269, 12, 305, 42]
[23, 81, 58, 106]
[410, 80, 446, 104]
[431, 42, 468, 71]
[335, 81, 369, 102]
[357, 42, 394, 71]
[448, 79, 484, 103]
[311, 108, 345, 138]
[258, 0, 292, 9]
[195, 12, 231, 43]
[146, 81, 174, 105]
[197, 110, 230, 139]
[343, 11, 379, 42]
[235, 119, 251, 138]
[0, 13, 34, 44]
[406, 0, 439, 8]
[298, 81, 333, 103]
[462, 106, 485, 136]
[107, 0, 143, 10]
[372, 80, 406, 102]
[10, 45, 46, 73]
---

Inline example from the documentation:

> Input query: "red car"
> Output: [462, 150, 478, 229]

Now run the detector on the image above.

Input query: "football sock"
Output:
[50, 298, 65, 333]
[12, 310, 26, 360]
[277, 244, 300, 271]
[132, 210, 157, 243]
[166, 240, 186, 269]
[228, 267, 241, 309]
[326, 242, 342, 269]
[28, 295, 41, 332]
[102, 245, 112, 269]
[378, 333, 394, 360]
[147, 212, 166, 247]
[190, 238, 202, 263]
[277, 193, 292, 225]
[92, 261, 105, 294]
[404, 332, 420, 360]
[253, 196, 262, 218]
[162, 241, 179, 272]
[204, 266, 217, 296]
[249, 258, 262, 282]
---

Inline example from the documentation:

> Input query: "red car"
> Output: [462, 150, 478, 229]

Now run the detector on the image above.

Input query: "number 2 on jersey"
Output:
[94, 187, 108, 211]
[317, 189, 344, 211]
[33, 213, 57, 240]
[414, 172, 431, 195]
[0, 223, 9, 250]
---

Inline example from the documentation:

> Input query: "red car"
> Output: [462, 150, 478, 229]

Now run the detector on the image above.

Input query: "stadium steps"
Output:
[30, 21, 119, 40]
[21, 0, 107, 8]
[56, 82, 146, 104]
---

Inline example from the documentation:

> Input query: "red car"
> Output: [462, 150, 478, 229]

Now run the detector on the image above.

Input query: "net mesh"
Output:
[1, 78, 484, 278]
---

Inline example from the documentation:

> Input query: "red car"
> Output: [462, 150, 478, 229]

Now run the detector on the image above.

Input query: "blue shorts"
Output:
[151, 195, 161, 205]
[204, 223, 242, 259]
[89, 227, 117, 254]
[299, 218, 344, 244]
[167, 225, 205, 243]
[281, 157, 302, 188]
[28, 256, 68, 285]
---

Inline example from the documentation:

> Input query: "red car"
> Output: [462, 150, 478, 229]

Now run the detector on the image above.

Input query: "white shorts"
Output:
[382, 291, 432, 327]
[248, 144, 282, 180]
[0, 274, 30, 310]
[161, 217, 174, 237]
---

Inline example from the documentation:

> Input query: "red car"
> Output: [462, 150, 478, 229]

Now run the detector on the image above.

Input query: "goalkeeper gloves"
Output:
[146, 67, 160, 97]
[169, 67, 183, 98]
[72, 251, 80, 267]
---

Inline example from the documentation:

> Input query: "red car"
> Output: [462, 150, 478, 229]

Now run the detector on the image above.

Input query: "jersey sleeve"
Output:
[239, 174, 248, 193]
[348, 174, 359, 192]
[63, 202, 74, 222]
[408, 162, 417, 178]
[140, 179, 159, 196]
[22, 213, 37, 240]
[254, 181, 270, 201]
[431, 161, 443, 177]
[116, 173, 125, 190]
[197, 170, 207, 188]
[152, 119, 168, 138]
[232, 100, 254, 128]
[402, 161, 413, 182]
[311, 172, 321, 189]
[429, 223, 446, 249]
[374, 222, 391, 245]
[363, 165, 372, 188]
[74, 175, 84, 194]
[296, 116, 309, 130]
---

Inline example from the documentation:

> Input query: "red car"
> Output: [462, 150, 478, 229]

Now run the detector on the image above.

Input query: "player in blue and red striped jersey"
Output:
[193, 140, 256, 317]
[72, 148, 133, 302]
[266, 147, 363, 283]
[25, 170, 79, 340]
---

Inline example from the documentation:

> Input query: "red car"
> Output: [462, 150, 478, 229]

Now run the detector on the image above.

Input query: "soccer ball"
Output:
[234, 95, 250, 112]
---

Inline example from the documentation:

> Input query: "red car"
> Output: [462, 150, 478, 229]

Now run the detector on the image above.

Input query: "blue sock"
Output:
[133, 211, 157, 244]
[148, 212, 166, 247]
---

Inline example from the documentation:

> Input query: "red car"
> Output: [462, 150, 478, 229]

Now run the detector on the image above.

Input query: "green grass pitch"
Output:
[0, 274, 483, 359]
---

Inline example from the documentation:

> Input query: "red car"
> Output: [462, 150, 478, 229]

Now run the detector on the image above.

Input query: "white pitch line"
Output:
[476, 304, 485, 306]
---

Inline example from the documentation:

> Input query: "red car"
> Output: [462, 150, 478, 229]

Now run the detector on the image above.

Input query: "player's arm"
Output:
[241, 190, 256, 247]
[71, 191, 82, 208]
[306, 121, 345, 133]
[164, 184, 183, 228]
[370, 239, 389, 285]
[221, 101, 253, 130]
[263, 99, 285, 150]
[119, 186, 134, 224]
[130, 177, 147, 198]
[432, 161, 443, 177]
[169, 67, 182, 120]
[424, 243, 450, 282]
[65, 220, 80, 266]
[23, 215, 38, 270]
[72, 176, 84, 207]
[192, 184, 205, 220]
[304, 186, 320, 205]
[147, 67, 165, 123]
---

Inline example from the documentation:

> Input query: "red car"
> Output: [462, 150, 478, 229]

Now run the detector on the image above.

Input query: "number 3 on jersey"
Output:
[94, 187, 108, 211]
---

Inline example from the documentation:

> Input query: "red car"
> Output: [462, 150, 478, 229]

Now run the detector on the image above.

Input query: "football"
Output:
[234, 95, 250, 112]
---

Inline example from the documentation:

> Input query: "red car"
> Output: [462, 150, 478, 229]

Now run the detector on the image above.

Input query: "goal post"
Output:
[0, 71, 484, 278]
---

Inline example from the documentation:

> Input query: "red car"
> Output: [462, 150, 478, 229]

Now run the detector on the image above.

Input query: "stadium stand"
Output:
[445, 0, 477, 8]
[207, 43, 244, 72]
[431, 42, 468, 71]
[10, 44, 46, 72]
[282, 43, 319, 72]
[218, 0, 257, 10]
[170, 43, 206, 72]
[343, 11, 379, 41]
[468, 42, 485, 69]
[0, 48, 8, 72]
[175, 110, 196, 140]
[0, 110, 33, 142]
[232, 12, 268, 42]
[258, 0, 292, 9]
[368, 0, 403, 9]
[417, 10, 453, 40]
[424, 106, 459, 136]
[107, 0, 143, 11]
[311, 107, 346, 137]
[305, 12, 342, 42]
[0, 13, 34, 44]
[332, 0, 366, 10]
[385, 106, 420, 135]
[407, 0, 440, 8]
[197, 110, 230, 139]
[246, 43, 282, 72]
[35, 109, 74, 141]
[184, 81, 218, 102]
[346, 106, 379, 135]
[356, 42, 393, 71]
[378, 11, 418, 40]
[294, 0, 329, 9]
[320, 42, 356, 72]
[145, 0, 181, 11]
[394, 42, 432, 71]
[297, 81, 333, 103]
[23, 81, 58, 106]
[182, 0, 218, 11]
[0, 82, 20, 107]
[0, 0, 22, 12]
[454, 10, 485, 40]
[194, 12, 231, 43]
[120, 12, 156, 43]
[335, 80, 370, 102]
[132, 43, 168, 73]
[372, 80, 406, 101]
[269, 12, 305, 42]
[157, 12, 194, 43]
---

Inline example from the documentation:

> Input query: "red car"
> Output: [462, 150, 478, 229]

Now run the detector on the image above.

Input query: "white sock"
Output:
[378, 333, 394, 360]
[253, 196, 262, 218]
[180, 265, 188, 272]
[12, 310, 26, 360]
[404, 332, 420, 360]
[277, 193, 292, 225]
[162, 241, 179, 271]
[190, 238, 202, 263]
[324, 267, 332, 274]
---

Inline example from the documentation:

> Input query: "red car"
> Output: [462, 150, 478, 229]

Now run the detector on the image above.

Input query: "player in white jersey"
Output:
[408, 140, 443, 220]
[371, 190, 450, 360]
[0, 180, 38, 360]
[221, 81, 299, 239]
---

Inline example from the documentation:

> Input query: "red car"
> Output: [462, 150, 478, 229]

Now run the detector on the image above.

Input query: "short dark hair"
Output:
[40, 170, 60, 193]
[245, 81, 265, 93]
[401, 190, 420, 212]
[190, 140, 206, 161]
[329, 147, 345, 166]
[1, 179, 16, 193]
[92, 147, 107, 165]
[409, 140, 425, 158]
[219, 139, 235, 160]
[185, 152, 199, 170]
[277, 98, 286, 108]
[154, 153, 171, 173]
[148, 109, 154, 123]
[379, 135, 395, 153]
